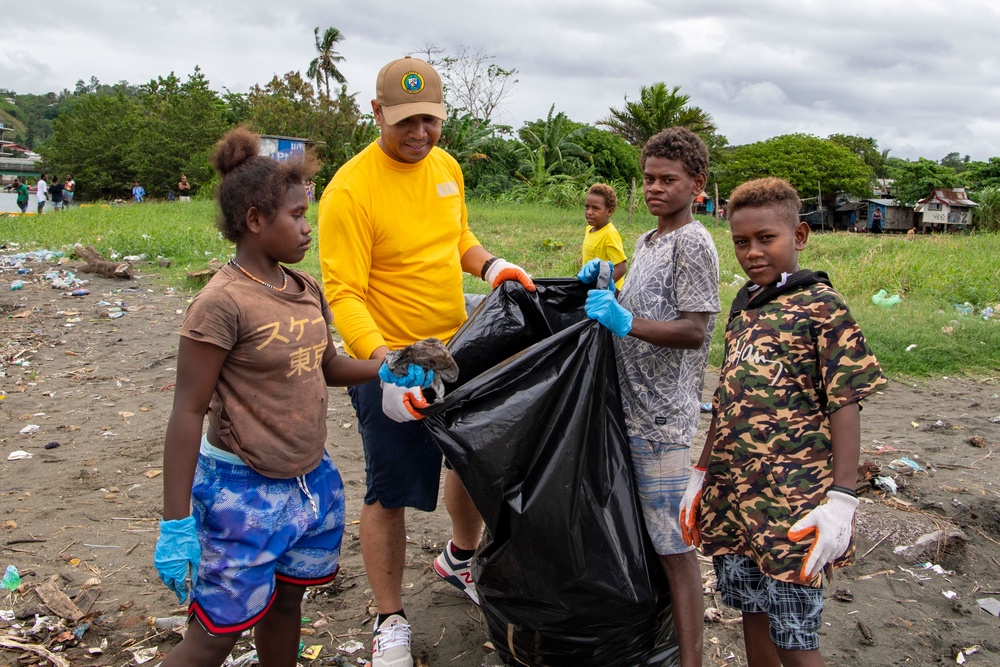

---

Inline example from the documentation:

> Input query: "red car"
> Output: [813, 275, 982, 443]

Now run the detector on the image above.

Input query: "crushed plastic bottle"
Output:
[982, 307, 994, 321]
[871, 289, 901, 307]
[954, 302, 974, 316]
[67, 289, 91, 297]
[10, 281, 23, 290]
[148, 615, 187, 630]
[1, 565, 21, 590]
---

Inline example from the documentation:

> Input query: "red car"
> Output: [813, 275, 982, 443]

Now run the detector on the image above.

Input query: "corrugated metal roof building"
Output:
[915, 188, 977, 232]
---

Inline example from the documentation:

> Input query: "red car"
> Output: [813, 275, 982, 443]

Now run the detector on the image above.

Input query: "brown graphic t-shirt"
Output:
[700, 272, 887, 586]
[180, 265, 337, 478]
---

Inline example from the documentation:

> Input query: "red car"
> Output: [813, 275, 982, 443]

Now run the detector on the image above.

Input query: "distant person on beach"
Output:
[48, 175, 64, 212]
[14, 178, 30, 213]
[64, 174, 75, 207]
[178, 175, 191, 202]
[871, 207, 883, 234]
[36, 174, 48, 214]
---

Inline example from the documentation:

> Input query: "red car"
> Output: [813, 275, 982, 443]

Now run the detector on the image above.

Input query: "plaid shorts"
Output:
[713, 554, 824, 651]
[188, 448, 344, 635]
[628, 437, 693, 555]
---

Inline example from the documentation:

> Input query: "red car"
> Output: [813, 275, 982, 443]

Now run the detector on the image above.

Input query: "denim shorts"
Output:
[628, 436, 692, 555]
[188, 448, 345, 635]
[348, 379, 443, 511]
[713, 554, 824, 651]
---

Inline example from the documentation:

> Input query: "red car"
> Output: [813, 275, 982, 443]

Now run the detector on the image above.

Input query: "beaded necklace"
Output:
[229, 259, 288, 291]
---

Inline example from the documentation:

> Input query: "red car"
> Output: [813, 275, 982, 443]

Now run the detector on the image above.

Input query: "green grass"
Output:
[3, 201, 1000, 379]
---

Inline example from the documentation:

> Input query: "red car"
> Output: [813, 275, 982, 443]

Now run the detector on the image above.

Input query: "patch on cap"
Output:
[401, 72, 425, 95]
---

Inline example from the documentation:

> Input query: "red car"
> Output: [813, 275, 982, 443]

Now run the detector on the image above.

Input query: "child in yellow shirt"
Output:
[581, 183, 627, 291]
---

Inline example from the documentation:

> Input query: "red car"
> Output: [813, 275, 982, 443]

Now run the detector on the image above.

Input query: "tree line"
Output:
[2, 26, 998, 228]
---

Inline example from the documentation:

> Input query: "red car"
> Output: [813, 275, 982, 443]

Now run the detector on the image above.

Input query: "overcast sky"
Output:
[3, 0, 999, 161]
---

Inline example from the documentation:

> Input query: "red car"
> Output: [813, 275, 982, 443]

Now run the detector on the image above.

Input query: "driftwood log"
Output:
[186, 268, 218, 284]
[186, 259, 226, 285]
[72, 244, 134, 279]
[0, 637, 70, 667]
[34, 579, 84, 623]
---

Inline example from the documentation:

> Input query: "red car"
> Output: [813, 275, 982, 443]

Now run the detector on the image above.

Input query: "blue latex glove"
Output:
[154, 516, 200, 604]
[577, 259, 616, 292]
[378, 361, 435, 389]
[585, 289, 633, 337]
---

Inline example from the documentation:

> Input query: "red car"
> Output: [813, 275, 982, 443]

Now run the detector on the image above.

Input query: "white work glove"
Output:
[678, 466, 706, 547]
[788, 489, 859, 581]
[484, 258, 536, 292]
[381, 381, 431, 422]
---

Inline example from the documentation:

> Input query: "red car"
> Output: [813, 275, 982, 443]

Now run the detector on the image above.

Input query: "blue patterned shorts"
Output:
[628, 437, 693, 555]
[188, 451, 345, 635]
[713, 554, 824, 651]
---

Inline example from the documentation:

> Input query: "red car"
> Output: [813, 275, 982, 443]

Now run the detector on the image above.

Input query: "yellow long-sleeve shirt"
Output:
[318, 142, 480, 360]
[582, 222, 627, 290]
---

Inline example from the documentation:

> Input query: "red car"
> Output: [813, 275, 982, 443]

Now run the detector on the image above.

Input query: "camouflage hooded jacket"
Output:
[700, 270, 887, 586]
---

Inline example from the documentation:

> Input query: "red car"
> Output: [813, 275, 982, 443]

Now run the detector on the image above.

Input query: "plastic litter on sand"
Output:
[1, 565, 21, 590]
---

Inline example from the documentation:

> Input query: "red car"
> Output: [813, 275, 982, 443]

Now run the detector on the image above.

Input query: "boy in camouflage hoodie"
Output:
[679, 177, 886, 666]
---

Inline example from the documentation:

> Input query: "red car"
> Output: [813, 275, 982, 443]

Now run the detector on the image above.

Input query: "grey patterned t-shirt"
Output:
[615, 221, 720, 444]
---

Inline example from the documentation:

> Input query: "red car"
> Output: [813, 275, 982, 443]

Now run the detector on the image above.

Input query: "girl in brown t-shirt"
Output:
[154, 128, 435, 665]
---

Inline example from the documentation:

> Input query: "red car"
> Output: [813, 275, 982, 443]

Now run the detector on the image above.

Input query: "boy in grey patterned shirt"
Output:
[580, 127, 720, 667]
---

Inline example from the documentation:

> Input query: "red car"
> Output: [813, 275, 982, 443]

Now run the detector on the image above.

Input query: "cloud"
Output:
[0, 51, 56, 94]
[3, 0, 999, 160]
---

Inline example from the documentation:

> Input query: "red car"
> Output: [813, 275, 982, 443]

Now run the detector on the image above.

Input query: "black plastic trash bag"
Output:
[423, 279, 678, 667]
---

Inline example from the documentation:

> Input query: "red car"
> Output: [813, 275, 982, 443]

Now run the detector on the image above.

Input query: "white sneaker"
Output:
[433, 540, 480, 604]
[372, 614, 413, 667]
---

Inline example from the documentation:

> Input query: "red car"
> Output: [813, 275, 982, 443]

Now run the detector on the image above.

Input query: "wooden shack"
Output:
[914, 188, 977, 233]
[865, 199, 915, 233]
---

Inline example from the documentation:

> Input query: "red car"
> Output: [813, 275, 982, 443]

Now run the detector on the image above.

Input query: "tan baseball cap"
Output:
[375, 56, 447, 125]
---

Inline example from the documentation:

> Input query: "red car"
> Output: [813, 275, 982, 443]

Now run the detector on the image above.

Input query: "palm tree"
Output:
[518, 104, 590, 176]
[438, 112, 493, 170]
[307, 27, 347, 99]
[598, 83, 716, 147]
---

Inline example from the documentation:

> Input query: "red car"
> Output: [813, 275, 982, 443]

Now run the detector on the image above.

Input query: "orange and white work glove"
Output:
[483, 258, 536, 292]
[381, 381, 431, 422]
[788, 488, 859, 581]
[679, 466, 706, 547]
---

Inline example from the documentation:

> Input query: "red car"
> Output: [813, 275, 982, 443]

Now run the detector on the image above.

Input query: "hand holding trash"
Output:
[382, 338, 459, 401]
[381, 383, 432, 422]
[378, 361, 435, 389]
[577, 259, 616, 292]
[484, 258, 536, 292]
[154, 515, 201, 603]
[585, 289, 633, 337]
[679, 466, 707, 547]
[787, 489, 859, 581]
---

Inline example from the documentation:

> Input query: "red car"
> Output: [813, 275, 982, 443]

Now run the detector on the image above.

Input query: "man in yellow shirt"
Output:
[318, 56, 533, 667]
